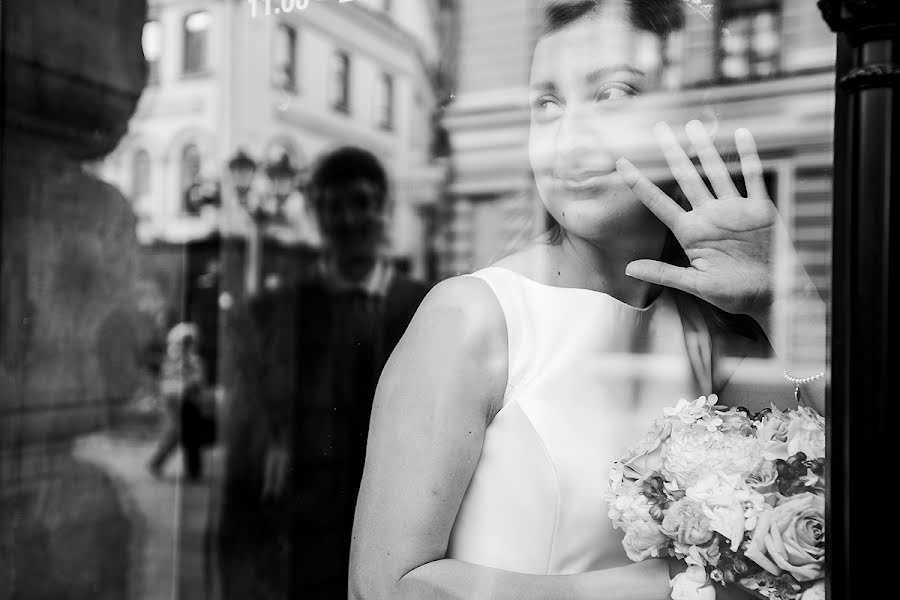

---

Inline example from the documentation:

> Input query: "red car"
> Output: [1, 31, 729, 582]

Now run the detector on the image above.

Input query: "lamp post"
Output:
[226, 149, 300, 296]
[265, 153, 300, 212]
[816, 1, 899, 597]
[228, 149, 257, 202]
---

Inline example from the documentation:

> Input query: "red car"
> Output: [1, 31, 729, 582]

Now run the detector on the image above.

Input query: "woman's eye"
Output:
[532, 96, 563, 119]
[593, 84, 638, 104]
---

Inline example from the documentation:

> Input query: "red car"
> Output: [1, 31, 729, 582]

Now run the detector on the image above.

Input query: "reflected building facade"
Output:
[100, 0, 448, 279]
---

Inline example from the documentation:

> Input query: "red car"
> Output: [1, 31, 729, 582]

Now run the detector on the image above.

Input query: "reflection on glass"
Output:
[331, 50, 351, 113]
[2, 0, 838, 598]
[273, 24, 298, 91]
[375, 72, 394, 130]
[142, 20, 161, 84]
[184, 11, 211, 75]
[720, 0, 781, 81]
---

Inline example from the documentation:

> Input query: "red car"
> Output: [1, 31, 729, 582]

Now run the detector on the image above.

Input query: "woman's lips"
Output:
[555, 171, 619, 192]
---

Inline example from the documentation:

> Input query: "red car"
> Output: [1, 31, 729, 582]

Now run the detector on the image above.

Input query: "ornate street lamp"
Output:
[227, 149, 257, 205]
[224, 148, 304, 295]
[265, 152, 299, 206]
[817, 2, 899, 598]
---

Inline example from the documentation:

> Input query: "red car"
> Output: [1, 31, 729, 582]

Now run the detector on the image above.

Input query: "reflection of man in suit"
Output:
[219, 146, 430, 599]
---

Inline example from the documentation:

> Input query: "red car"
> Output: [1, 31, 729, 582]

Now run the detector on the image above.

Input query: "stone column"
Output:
[1, 0, 148, 597]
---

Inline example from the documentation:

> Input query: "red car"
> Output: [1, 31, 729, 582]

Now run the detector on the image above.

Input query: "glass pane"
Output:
[4, 1, 842, 599]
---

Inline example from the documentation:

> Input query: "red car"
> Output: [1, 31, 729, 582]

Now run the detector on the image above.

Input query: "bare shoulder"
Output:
[407, 274, 507, 350]
[389, 275, 509, 418]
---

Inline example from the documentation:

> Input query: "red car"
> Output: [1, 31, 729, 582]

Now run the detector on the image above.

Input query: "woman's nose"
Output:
[555, 108, 616, 170]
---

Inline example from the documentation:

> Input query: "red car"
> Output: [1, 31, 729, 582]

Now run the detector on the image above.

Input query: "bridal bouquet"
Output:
[605, 395, 825, 600]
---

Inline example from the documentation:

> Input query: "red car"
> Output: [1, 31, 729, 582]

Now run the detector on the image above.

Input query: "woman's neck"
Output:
[545, 230, 668, 308]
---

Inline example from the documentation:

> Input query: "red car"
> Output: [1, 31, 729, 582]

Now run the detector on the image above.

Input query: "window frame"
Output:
[375, 72, 394, 131]
[330, 50, 352, 114]
[272, 23, 299, 93]
[182, 10, 211, 77]
[142, 20, 162, 85]
[715, 0, 783, 84]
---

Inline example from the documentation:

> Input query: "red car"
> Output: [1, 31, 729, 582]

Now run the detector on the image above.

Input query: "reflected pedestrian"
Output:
[148, 322, 207, 481]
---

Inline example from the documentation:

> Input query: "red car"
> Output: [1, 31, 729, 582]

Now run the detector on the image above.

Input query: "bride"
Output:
[350, 1, 826, 598]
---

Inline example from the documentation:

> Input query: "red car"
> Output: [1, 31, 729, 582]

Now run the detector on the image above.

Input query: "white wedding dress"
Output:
[446, 266, 714, 575]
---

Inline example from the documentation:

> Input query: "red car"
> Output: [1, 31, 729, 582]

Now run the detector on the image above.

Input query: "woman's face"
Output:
[529, 4, 666, 244]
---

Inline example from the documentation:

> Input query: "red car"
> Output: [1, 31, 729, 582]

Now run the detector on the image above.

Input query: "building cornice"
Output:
[319, 0, 436, 79]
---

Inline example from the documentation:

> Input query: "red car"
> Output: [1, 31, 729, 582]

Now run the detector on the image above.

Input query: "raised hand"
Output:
[616, 121, 783, 318]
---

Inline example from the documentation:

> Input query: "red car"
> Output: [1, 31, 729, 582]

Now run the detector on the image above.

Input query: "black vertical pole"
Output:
[817, 1, 899, 598]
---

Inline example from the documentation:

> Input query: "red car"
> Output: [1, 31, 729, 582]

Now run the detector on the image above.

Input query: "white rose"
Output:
[687, 473, 765, 551]
[754, 406, 791, 460]
[671, 566, 716, 600]
[663, 425, 762, 489]
[799, 581, 825, 600]
[622, 519, 669, 562]
[786, 407, 826, 460]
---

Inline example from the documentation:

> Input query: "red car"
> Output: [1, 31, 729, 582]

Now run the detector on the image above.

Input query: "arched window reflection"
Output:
[180, 144, 202, 213]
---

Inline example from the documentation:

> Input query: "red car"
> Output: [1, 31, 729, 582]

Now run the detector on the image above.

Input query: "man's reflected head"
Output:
[309, 146, 389, 275]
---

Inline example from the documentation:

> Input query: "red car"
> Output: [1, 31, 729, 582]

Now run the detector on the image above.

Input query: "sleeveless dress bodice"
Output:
[446, 266, 713, 575]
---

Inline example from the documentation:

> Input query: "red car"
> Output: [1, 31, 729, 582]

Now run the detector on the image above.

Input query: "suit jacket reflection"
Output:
[219, 265, 430, 599]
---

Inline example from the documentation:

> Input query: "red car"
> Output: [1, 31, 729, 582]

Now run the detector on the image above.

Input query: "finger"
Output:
[735, 128, 767, 199]
[685, 120, 737, 199]
[625, 259, 697, 296]
[616, 158, 685, 228]
[654, 121, 712, 206]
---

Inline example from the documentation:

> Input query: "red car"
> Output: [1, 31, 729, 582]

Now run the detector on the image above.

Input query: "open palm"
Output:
[617, 121, 781, 317]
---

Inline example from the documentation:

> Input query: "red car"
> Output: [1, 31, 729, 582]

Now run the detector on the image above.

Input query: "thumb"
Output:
[625, 260, 696, 296]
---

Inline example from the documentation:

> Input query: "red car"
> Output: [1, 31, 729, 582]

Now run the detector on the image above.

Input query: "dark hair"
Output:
[542, 0, 685, 38]
[309, 146, 389, 205]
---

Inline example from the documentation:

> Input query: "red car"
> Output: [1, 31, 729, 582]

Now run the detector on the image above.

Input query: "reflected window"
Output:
[330, 51, 351, 113]
[181, 144, 202, 213]
[132, 150, 151, 200]
[411, 92, 425, 150]
[142, 21, 162, 84]
[660, 31, 684, 90]
[359, 0, 392, 11]
[184, 11, 211, 75]
[273, 24, 298, 92]
[719, 0, 781, 82]
[375, 73, 394, 131]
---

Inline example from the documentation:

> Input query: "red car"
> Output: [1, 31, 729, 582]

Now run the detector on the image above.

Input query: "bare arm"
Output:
[349, 277, 676, 600]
